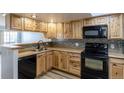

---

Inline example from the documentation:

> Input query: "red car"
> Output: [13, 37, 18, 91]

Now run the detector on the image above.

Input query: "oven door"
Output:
[82, 56, 108, 79]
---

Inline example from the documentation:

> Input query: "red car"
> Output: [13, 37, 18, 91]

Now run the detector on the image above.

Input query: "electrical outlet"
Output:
[110, 44, 115, 49]
[75, 43, 79, 47]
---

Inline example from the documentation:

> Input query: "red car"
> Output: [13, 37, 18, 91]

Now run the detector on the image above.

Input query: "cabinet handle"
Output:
[115, 72, 118, 75]
[113, 64, 117, 66]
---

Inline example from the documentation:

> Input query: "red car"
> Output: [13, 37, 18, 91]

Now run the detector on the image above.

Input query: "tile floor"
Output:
[37, 69, 80, 79]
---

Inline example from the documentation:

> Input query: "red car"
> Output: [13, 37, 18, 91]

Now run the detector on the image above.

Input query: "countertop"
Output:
[109, 53, 124, 59]
[0, 44, 22, 50]
[18, 47, 84, 58]
[48, 47, 84, 53]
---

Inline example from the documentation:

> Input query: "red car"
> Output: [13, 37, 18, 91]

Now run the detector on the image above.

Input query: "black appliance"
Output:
[81, 43, 108, 79]
[18, 55, 36, 79]
[83, 25, 108, 38]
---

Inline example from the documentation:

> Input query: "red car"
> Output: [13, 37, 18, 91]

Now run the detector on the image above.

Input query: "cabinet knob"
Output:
[115, 72, 118, 75]
[113, 64, 117, 66]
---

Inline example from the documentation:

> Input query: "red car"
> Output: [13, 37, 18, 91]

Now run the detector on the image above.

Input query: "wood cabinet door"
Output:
[40, 22, 48, 32]
[72, 21, 83, 39]
[59, 52, 68, 71]
[84, 16, 109, 26]
[83, 18, 94, 26]
[64, 22, 73, 39]
[35, 20, 41, 32]
[56, 23, 64, 39]
[95, 16, 109, 25]
[24, 18, 36, 31]
[46, 23, 57, 38]
[53, 51, 60, 69]
[109, 14, 123, 39]
[10, 15, 22, 30]
[110, 63, 123, 79]
[36, 53, 46, 76]
[46, 51, 53, 71]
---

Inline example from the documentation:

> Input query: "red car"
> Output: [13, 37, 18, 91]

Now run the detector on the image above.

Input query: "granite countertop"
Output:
[109, 53, 124, 59]
[18, 47, 84, 58]
[48, 47, 84, 53]
[0, 44, 22, 50]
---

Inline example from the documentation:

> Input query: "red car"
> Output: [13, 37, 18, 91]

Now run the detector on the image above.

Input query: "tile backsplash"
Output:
[52, 39, 124, 54]
[51, 39, 84, 49]
[108, 40, 124, 54]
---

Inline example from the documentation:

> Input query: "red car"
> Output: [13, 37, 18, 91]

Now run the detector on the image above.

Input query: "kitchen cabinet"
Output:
[24, 18, 36, 31]
[53, 51, 60, 69]
[109, 14, 124, 39]
[46, 23, 57, 39]
[35, 20, 41, 32]
[109, 58, 124, 79]
[59, 51, 69, 71]
[35, 21, 48, 32]
[52, 50, 81, 76]
[83, 16, 109, 26]
[46, 51, 53, 71]
[10, 14, 22, 30]
[6, 14, 23, 30]
[56, 23, 64, 39]
[72, 21, 83, 39]
[63, 22, 73, 39]
[40, 22, 48, 32]
[68, 53, 81, 76]
[36, 53, 46, 76]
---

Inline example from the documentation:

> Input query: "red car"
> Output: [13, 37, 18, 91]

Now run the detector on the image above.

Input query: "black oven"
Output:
[81, 43, 108, 79]
[83, 25, 108, 38]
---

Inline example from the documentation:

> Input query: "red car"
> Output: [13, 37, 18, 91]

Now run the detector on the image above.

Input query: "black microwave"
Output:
[83, 25, 108, 38]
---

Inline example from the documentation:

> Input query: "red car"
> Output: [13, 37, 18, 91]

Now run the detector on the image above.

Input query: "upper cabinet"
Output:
[71, 20, 83, 39]
[23, 18, 36, 31]
[46, 23, 57, 39]
[40, 22, 48, 32]
[63, 22, 72, 39]
[56, 23, 64, 39]
[6, 14, 22, 30]
[10, 15, 22, 30]
[35, 21, 48, 32]
[109, 14, 124, 39]
[83, 16, 109, 26]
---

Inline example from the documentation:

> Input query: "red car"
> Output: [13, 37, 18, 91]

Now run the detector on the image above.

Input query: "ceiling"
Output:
[14, 13, 109, 22]
[15, 13, 92, 22]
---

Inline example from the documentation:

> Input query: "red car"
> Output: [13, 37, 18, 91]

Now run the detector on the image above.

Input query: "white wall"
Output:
[0, 14, 5, 44]
[0, 14, 5, 27]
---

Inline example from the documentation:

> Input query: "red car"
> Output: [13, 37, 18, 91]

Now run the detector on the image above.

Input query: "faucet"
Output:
[37, 40, 47, 51]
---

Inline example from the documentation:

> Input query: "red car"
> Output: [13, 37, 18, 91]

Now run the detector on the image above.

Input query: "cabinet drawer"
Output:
[69, 60, 80, 70]
[70, 53, 80, 58]
[109, 58, 124, 64]
[69, 67, 80, 76]
[111, 63, 123, 79]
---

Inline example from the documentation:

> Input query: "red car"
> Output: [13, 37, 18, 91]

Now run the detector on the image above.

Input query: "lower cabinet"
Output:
[46, 51, 53, 72]
[59, 51, 69, 71]
[53, 51, 60, 69]
[68, 53, 81, 76]
[36, 53, 46, 77]
[36, 50, 81, 77]
[53, 50, 81, 76]
[109, 58, 124, 79]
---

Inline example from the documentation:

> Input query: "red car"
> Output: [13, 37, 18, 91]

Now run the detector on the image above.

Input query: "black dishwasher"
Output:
[18, 55, 36, 79]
